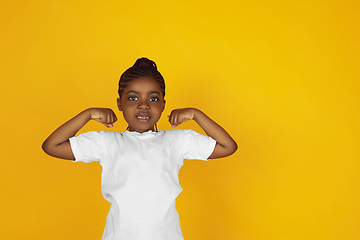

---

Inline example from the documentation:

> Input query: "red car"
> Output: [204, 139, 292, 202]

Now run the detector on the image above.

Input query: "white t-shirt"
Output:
[69, 129, 216, 240]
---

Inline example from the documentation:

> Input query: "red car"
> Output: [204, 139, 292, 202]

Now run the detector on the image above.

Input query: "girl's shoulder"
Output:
[75, 130, 124, 141]
[163, 128, 199, 135]
[162, 128, 189, 136]
[162, 128, 206, 142]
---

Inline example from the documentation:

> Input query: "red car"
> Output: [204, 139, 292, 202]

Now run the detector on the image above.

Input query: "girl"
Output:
[42, 58, 237, 240]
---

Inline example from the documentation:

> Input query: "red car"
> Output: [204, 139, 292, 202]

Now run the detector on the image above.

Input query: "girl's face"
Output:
[117, 76, 165, 133]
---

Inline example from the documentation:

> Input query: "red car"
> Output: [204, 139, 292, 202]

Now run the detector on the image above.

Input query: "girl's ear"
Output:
[117, 98, 123, 111]
[162, 99, 166, 111]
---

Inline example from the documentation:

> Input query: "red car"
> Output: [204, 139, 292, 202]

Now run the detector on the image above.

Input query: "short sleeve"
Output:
[69, 131, 107, 163]
[180, 129, 216, 160]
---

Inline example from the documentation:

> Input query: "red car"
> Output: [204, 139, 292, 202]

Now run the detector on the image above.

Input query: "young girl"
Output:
[42, 58, 237, 240]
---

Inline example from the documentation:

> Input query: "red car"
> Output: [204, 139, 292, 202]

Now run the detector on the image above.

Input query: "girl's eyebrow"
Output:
[126, 90, 139, 94]
[125, 90, 161, 95]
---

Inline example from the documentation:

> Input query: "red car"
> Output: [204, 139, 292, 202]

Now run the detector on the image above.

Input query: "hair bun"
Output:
[134, 57, 157, 69]
[139, 62, 150, 67]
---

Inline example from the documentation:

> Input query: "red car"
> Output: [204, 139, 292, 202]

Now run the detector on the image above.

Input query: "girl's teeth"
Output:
[137, 116, 149, 119]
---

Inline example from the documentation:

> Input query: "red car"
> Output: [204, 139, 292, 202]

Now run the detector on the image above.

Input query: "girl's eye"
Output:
[129, 96, 138, 101]
[149, 97, 159, 102]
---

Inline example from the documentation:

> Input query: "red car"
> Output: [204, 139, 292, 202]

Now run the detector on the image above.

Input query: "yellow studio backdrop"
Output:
[0, 0, 359, 239]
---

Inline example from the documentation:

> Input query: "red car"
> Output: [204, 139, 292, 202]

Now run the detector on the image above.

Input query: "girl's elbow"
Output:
[41, 140, 58, 157]
[42, 142, 56, 157]
[230, 142, 238, 155]
[42, 141, 50, 154]
[226, 141, 238, 156]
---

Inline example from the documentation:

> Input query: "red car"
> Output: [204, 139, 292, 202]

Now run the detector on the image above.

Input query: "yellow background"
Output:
[1, 1, 359, 239]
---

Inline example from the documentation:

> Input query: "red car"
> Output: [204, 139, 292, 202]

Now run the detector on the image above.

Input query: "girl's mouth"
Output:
[137, 113, 150, 122]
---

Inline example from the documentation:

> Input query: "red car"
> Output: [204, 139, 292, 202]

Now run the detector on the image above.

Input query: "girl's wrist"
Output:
[83, 108, 94, 121]
[192, 108, 202, 121]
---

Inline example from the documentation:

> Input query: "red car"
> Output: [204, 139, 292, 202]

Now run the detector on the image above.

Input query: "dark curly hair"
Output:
[118, 57, 165, 98]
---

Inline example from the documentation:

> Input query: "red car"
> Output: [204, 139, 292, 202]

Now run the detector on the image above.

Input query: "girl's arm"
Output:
[42, 108, 117, 160]
[169, 108, 237, 159]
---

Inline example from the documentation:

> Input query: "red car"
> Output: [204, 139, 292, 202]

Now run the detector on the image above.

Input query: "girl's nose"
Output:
[138, 101, 149, 110]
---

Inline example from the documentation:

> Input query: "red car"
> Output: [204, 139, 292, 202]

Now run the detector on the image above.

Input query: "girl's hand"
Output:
[169, 108, 196, 128]
[90, 108, 118, 127]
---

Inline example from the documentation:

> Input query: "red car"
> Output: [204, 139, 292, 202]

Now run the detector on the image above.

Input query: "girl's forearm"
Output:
[46, 109, 92, 144]
[192, 108, 237, 159]
[42, 109, 92, 159]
